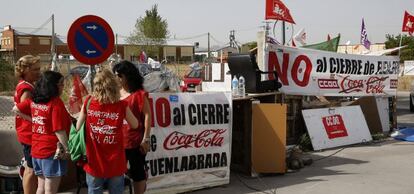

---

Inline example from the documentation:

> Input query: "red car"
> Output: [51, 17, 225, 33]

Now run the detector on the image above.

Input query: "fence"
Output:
[0, 59, 193, 136]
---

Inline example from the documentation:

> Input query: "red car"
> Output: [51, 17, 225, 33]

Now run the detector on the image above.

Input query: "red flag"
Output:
[265, 0, 295, 24]
[69, 74, 88, 114]
[402, 11, 414, 35]
[291, 39, 296, 47]
[327, 34, 331, 41]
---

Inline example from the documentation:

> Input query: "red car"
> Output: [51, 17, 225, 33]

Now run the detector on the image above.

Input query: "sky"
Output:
[1, 0, 413, 48]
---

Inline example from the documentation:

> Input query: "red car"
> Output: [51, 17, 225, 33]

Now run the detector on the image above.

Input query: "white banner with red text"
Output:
[146, 92, 232, 193]
[302, 105, 372, 150]
[265, 44, 399, 96]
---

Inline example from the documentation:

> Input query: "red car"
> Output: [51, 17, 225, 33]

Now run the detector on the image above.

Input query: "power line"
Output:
[169, 33, 208, 41]
[234, 26, 261, 32]
[29, 15, 53, 34]
[209, 34, 226, 46]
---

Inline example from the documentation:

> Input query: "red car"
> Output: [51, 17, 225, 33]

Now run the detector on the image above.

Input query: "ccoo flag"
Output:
[402, 11, 414, 35]
[360, 18, 371, 50]
[265, 0, 295, 24]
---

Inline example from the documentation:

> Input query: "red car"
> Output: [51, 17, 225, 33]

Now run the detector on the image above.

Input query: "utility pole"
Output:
[51, 14, 55, 55]
[229, 30, 234, 48]
[115, 33, 118, 55]
[207, 32, 210, 59]
[282, 21, 286, 45]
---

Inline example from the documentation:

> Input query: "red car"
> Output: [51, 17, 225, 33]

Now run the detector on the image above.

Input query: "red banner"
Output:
[402, 11, 414, 35]
[265, 0, 295, 24]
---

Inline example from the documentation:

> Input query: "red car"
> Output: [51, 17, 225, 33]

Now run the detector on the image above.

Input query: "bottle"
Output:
[239, 75, 245, 97]
[232, 76, 239, 97]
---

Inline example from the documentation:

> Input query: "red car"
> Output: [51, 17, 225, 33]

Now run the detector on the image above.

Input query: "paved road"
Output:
[396, 91, 414, 128]
[190, 92, 414, 194]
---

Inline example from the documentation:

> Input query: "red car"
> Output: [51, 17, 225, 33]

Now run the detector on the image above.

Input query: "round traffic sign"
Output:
[67, 15, 114, 65]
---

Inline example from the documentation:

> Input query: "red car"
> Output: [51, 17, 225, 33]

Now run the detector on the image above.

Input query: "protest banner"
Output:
[265, 44, 399, 96]
[146, 92, 232, 193]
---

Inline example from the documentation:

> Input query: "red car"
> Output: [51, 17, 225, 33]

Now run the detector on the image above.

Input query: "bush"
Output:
[0, 58, 17, 93]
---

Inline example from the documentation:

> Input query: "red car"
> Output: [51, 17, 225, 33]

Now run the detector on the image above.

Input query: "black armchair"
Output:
[227, 54, 282, 93]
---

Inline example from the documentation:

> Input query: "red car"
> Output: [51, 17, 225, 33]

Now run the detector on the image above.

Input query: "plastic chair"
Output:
[0, 128, 24, 193]
[227, 54, 282, 93]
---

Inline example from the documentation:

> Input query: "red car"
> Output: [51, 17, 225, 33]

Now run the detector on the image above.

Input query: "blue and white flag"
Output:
[360, 18, 371, 50]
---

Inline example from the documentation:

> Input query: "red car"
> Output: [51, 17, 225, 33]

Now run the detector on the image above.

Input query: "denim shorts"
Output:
[32, 156, 67, 177]
[22, 144, 33, 168]
[86, 173, 124, 194]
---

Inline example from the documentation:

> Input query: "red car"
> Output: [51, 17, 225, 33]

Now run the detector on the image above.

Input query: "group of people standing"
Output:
[13, 55, 151, 194]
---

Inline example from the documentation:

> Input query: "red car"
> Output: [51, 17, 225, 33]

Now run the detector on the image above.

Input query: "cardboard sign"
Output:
[302, 106, 372, 150]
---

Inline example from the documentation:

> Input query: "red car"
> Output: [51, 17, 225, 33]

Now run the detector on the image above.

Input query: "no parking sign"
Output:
[67, 15, 114, 65]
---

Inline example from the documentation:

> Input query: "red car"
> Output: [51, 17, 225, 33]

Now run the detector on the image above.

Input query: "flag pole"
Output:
[394, 33, 403, 131]
[398, 33, 404, 76]
[398, 33, 403, 58]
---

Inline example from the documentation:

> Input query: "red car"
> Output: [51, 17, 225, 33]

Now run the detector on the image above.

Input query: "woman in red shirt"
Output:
[14, 55, 41, 194]
[14, 71, 71, 194]
[76, 69, 138, 194]
[112, 61, 152, 194]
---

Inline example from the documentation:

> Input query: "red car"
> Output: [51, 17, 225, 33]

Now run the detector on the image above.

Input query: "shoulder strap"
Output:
[86, 96, 92, 111]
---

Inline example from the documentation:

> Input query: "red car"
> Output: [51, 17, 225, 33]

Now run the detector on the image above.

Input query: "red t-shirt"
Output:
[14, 80, 34, 145]
[121, 90, 148, 149]
[17, 97, 71, 159]
[83, 97, 128, 178]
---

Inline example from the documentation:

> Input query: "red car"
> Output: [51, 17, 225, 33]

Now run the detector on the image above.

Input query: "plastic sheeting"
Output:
[138, 58, 181, 92]
[74, 57, 181, 93]
[81, 66, 96, 93]
[391, 128, 414, 142]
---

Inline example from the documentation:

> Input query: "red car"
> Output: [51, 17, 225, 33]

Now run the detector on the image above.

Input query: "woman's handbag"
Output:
[68, 97, 91, 162]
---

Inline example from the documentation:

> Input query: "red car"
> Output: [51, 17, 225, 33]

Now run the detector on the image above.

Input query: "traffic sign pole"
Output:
[89, 65, 96, 91]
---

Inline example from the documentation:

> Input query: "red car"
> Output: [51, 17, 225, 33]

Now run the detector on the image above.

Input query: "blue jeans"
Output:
[85, 173, 124, 194]
[32, 156, 67, 177]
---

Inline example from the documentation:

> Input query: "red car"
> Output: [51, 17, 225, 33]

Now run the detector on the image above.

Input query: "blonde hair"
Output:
[15, 55, 40, 78]
[92, 69, 120, 104]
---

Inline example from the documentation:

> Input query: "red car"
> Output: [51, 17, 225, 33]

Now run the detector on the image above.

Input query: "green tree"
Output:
[0, 54, 16, 92]
[385, 34, 414, 62]
[241, 41, 257, 53]
[127, 4, 169, 58]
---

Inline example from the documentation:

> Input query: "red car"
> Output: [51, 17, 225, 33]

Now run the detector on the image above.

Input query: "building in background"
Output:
[0, 25, 70, 63]
[337, 43, 386, 55]
[124, 40, 194, 63]
[1, 25, 192, 65]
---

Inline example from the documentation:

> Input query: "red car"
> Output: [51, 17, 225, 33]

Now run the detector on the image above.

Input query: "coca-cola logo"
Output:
[339, 76, 387, 94]
[340, 76, 364, 93]
[366, 76, 387, 94]
[163, 129, 226, 150]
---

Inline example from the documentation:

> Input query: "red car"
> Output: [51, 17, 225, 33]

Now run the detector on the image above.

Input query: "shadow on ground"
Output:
[189, 149, 370, 194]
